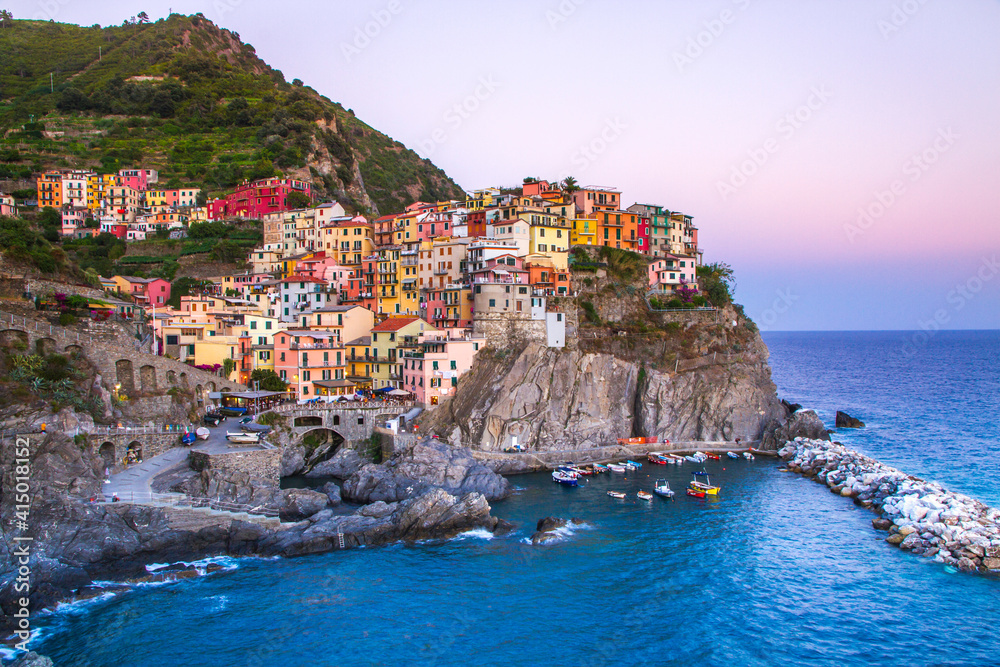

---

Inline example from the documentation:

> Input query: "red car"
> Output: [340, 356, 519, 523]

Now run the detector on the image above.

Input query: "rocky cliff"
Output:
[424, 306, 789, 451]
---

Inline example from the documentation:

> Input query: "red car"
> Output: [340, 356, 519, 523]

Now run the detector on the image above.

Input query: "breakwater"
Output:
[779, 438, 1000, 573]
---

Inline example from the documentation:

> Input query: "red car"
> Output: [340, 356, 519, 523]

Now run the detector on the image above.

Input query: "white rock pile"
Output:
[779, 437, 1000, 574]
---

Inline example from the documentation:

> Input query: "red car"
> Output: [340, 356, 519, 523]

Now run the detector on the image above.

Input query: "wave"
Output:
[521, 520, 595, 545]
[454, 527, 495, 541]
[145, 555, 240, 574]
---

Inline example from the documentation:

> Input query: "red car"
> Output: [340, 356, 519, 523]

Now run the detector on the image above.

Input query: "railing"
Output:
[271, 401, 414, 413]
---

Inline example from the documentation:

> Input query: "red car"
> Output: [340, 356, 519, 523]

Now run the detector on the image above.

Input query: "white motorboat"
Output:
[195, 427, 210, 440]
[654, 479, 675, 498]
[226, 431, 260, 444]
[743, 452, 755, 460]
[727, 452, 740, 460]
[607, 463, 627, 473]
[607, 491, 627, 499]
[552, 470, 579, 486]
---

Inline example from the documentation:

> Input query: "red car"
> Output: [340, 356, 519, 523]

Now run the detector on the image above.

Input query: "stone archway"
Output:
[35, 337, 56, 355]
[139, 365, 157, 393]
[166, 370, 177, 386]
[297, 428, 346, 468]
[0, 329, 28, 349]
[116, 359, 135, 395]
[125, 441, 143, 465]
[180, 372, 189, 389]
[207, 381, 216, 393]
[294, 415, 323, 427]
[195, 384, 204, 403]
[99, 442, 116, 470]
[64, 344, 82, 356]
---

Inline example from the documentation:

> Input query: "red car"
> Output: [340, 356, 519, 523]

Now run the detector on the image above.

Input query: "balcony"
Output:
[433, 268, 449, 275]
[289, 342, 341, 350]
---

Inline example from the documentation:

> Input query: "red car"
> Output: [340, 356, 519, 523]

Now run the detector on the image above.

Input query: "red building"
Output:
[637, 215, 650, 255]
[207, 178, 312, 220]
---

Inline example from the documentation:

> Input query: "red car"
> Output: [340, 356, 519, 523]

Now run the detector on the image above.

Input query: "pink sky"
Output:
[10, 0, 999, 329]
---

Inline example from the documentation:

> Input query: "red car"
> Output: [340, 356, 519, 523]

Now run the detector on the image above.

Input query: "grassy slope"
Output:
[0, 14, 465, 215]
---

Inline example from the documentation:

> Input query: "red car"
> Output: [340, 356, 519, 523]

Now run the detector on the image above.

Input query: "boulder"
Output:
[280, 446, 306, 477]
[872, 517, 893, 531]
[319, 481, 341, 506]
[278, 488, 330, 521]
[886, 533, 906, 545]
[306, 448, 366, 479]
[530, 517, 589, 545]
[9, 652, 55, 667]
[835, 411, 865, 428]
[983, 558, 1000, 570]
[342, 438, 510, 503]
[766, 409, 831, 445]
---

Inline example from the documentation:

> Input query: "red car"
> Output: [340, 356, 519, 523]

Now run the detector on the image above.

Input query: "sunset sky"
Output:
[10, 0, 1000, 330]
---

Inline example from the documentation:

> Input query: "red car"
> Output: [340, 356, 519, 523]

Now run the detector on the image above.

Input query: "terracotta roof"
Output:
[371, 317, 420, 332]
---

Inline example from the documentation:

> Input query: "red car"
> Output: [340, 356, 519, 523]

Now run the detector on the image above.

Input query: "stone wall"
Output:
[88, 431, 184, 472]
[189, 448, 281, 483]
[0, 308, 244, 400]
[473, 314, 547, 350]
[24, 278, 106, 301]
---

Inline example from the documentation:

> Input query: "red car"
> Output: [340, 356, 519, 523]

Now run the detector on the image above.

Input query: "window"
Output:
[450, 360, 457, 370]
[489, 299, 496, 308]
[433, 361, 439, 370]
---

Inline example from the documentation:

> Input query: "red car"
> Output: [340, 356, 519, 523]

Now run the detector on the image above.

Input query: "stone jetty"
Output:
[779, 438, 1000, 574]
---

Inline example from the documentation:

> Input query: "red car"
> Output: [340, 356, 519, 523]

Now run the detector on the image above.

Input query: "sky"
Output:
[8, 0, 1000, 330]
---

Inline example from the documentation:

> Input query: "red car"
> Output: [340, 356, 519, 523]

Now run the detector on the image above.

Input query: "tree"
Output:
[286, 191, 311, 210]
[697, 262, 735, 307]
[250, 369, 288, 392]
[0, 10, 13, 28]
[561, 176, 580, 194]
[137, 11, 150, 23]
[222, 358, 236, 378]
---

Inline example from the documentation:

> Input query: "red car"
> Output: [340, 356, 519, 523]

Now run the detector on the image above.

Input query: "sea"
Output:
[16, 330, 1000, 666]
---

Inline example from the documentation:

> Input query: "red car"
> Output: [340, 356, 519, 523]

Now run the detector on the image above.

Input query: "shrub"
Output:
[580, 300, 600, 324]
[58, 312, 77, 326]
[666, 299, 683, 309]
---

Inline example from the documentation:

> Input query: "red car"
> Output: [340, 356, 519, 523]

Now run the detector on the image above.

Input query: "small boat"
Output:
[181, 431, 196, 445]
[607, 463, 626, 473]
[665, 454, 684, 465]
[636, 491, 653, 501]
[686, 488, 706, 498]
[564, 464, 592, 476]
[743, 452, 755, 461]
[692, 452, 708, 462]
[689, 471, 720, 496]
[592, 463, 609, 474]
[706, 453, 721, 461]
[607, 491, 627, 499]
[647, 453, 668, 465]
[552, 470, 579, 486]
[727, 452, 740, 460]
[684, 455, 700, 463]
[195, 427, 210, 441]
[653, 479, 675, 498]
[625, 459, 643, 469]
[226, 431, 260, 444]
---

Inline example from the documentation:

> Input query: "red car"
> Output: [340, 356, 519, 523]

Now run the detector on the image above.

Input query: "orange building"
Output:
[588, 210, 639, 251]
[37, 172, 63, 209]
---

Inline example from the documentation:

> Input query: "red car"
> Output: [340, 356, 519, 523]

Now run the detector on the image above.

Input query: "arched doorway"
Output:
[125, 441, 143, 465]
[116, 360, 135, 395]
[99, 442, 116, 471]
[139, 365, 157, 393]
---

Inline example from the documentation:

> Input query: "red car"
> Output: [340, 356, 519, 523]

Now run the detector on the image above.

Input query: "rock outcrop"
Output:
[835, 411, 865, 428]
[530, 517, 590, 545]
[0, 432, 505, 632]
[342, 438, 510, 503]
[424, 316, 787, 450]
[780, 438, 1000, 574]
[761, 408, 830, 447]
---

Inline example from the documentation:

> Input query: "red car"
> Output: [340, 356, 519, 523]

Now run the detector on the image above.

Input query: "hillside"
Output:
[0, 13, 465, 214]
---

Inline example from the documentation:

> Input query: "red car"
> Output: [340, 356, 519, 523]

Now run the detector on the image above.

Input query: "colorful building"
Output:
[400, 332, 483, 406]
[208, 177, 312, 220]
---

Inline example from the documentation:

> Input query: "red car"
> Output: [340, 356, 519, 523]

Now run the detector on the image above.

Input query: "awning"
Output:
[313, 379, 356, 389]
[388, 389, 411, 397]
[373, 386, 392, 394]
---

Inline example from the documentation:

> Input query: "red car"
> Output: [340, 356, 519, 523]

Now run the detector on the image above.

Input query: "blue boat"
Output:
[625, 459, 643, 469]
[552, 470, 579, 486]
[181, 432, 196, 445]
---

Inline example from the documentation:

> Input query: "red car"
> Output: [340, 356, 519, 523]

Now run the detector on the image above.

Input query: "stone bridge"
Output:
[270, 402, 416, 448]
[0, 310, 245, 400]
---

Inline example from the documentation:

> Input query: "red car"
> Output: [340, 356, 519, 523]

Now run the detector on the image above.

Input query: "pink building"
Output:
[647, 256, 697, 294]
[637, 215, 650, 255]
[207, 178, 312, 220]
[400, 332, 483, 406]
[414, 210, 455, 242]
[118, 168, 157, 191]
[122, 277, 171, 306]
[0, 193, 16, 217]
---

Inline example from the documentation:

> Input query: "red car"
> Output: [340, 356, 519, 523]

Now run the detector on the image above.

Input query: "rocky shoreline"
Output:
[779, 438, 1000, 574]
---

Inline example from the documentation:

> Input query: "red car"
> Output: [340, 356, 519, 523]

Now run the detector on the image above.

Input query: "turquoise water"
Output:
[23, 331, 1000, 665]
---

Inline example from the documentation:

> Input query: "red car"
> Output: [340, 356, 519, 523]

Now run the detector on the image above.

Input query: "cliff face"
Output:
[425, 308, 787, 451]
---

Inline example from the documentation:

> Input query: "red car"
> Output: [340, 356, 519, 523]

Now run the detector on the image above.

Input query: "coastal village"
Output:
[11, 171, 704, 407]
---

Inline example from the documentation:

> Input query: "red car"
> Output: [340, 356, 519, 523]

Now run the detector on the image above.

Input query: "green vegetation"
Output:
[580, 300, 600, 324]
[166, 276, 212, 308]
[1, 349, 102, 415]
[256, 410, 286, 427]
[697, 263, 735, 307]
[366, 433, 383, 464]
[0, 215, 77, 275]
[0, 14, 465, 214]
[597, 246, 646, 282]
[249, 368, 287, 392]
